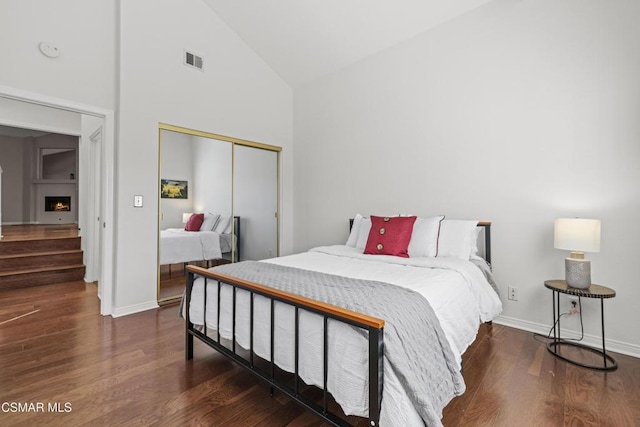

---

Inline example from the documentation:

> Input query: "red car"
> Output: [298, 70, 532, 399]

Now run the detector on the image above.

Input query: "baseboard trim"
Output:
[111, 300, 159, 318]
[494, 315, 640, 359]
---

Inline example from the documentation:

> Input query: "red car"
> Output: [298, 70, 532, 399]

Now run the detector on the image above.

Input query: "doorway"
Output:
[0, 86, 115, 316]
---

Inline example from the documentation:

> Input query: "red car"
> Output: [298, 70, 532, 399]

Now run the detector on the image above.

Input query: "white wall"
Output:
[294, 0, 640, 354]
[116, 0, 293, 313]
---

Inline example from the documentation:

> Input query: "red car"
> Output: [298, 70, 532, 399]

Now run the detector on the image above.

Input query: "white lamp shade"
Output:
[182, 212, 192, 223]
[554, 218, 601, 253]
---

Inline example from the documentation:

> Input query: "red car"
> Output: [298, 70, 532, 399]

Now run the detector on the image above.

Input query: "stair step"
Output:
[0, 265, 86, 291]
[0, 225, 86, 291]
[0, 237, 81, 255]
[0, 250, 83, 273]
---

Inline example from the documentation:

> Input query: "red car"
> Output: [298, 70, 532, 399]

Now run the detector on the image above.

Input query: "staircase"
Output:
[0, 235, 85, 291]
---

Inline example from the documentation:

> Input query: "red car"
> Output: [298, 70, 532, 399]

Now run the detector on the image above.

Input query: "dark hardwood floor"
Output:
[1, 281, 639, 426]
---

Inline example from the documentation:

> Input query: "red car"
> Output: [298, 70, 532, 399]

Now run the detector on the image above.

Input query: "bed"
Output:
[160, 215, 240, 265]
[183, 216, 502, 426]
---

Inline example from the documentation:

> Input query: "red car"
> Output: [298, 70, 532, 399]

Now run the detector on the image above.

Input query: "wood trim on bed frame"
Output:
[188, 266, 384, 329]
[185, 220, 492, 426]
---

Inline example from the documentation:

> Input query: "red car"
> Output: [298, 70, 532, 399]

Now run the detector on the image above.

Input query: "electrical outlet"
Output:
[568, 298, 580, 316]
[508, 286, 518, 301]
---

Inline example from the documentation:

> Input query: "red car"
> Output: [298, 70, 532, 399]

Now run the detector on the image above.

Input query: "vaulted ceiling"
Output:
[203, 0, 494, 88]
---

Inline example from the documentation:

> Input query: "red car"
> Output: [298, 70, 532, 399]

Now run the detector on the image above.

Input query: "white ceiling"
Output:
[203, 0, 494, 88]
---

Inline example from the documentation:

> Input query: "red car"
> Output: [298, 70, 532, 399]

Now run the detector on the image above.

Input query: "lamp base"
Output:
[565, 258, 591, 289]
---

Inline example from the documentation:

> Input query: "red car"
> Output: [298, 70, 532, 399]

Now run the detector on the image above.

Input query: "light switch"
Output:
[134, 195, 143, 207]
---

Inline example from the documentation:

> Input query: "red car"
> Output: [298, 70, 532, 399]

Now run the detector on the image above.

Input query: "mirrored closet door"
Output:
[157, 124, 281, 304]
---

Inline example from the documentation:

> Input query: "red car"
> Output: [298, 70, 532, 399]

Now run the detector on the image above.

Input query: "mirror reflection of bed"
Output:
[157, 124, 280, 304]
[158, 215, 240, 301]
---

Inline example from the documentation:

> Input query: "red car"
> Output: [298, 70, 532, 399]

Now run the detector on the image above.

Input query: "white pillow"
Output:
[437, 220, 479, 259]
[200, 212, 221, 231]
[469, 226, 483, 260]
[355, 217, 372, 250]
[346, 214, 363, 247]
[408, 216, 445, 258]
[214, 215, 231, 234]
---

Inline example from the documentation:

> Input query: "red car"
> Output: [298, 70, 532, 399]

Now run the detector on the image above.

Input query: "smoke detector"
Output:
[39, 42, 60, 58]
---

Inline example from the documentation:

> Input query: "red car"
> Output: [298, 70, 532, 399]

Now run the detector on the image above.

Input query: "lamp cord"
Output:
[533, 295, 585, 343]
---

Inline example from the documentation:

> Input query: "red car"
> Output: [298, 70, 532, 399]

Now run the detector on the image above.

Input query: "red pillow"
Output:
[184, 213, 204, 231]
[364, 216, 417, 258]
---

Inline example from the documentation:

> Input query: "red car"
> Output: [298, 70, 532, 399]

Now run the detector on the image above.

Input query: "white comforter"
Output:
[160, 228, 222, 265]
[188, 245, 502, 426]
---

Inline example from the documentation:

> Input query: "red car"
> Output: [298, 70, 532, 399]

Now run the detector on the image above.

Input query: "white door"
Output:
[79, 116, 104, 287]
[90, 126, 103, 285]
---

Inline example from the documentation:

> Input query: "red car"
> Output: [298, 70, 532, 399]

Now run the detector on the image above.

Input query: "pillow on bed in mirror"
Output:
[200, 213, 221, 231]
[437, 219, 479, 259]
[214, 215, 231, 234]
[408, 215, 445, 257]
[185, 213, 205, 232]
[364, 216, 417, 258]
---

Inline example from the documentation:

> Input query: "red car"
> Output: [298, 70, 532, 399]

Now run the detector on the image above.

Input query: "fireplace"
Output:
[45, 196, 71, 212]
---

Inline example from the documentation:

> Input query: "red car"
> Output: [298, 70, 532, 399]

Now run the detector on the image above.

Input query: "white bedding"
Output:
[187, 245, 502, 426]
[160, 228, 223, 265]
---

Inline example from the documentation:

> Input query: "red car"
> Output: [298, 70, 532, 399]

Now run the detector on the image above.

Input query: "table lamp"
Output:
[554, 218, 601, 289]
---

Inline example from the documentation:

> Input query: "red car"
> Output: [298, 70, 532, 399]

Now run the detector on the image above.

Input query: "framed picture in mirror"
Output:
[161, 179, 188, 199]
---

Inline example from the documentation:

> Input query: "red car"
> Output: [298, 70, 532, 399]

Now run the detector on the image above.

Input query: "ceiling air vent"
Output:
[184, 50, 203, 71]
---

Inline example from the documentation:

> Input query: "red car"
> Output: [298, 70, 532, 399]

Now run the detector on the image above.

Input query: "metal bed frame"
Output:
[185, 266, 384, 426]
[184, 221, 492, 426]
